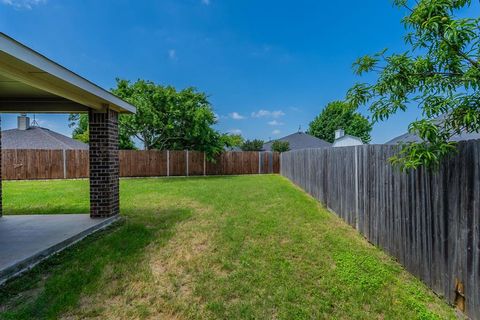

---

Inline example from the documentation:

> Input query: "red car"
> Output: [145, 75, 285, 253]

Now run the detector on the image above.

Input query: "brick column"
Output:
[89, 108, 119, 218]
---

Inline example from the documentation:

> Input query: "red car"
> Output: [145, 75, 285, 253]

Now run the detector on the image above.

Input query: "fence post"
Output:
[62, 149, 67, 179]
[268, 152, 273, 173]
[280, 152, 282, 175]
[258, 152, 261, 174]
[354, 146, 359, 230]
[186, 150, 189, 176]
[203, 152, 206, 176]
[167, 150, 170, 177]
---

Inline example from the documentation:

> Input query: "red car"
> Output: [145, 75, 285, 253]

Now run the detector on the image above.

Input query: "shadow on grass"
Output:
[0, 207, 192, 320]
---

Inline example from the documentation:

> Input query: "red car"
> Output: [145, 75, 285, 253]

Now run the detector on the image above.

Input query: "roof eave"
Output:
[0, 33, 136, 114]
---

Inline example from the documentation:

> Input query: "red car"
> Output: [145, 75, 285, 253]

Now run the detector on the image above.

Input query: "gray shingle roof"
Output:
[386, 130, 480, 144]
[386, 114, 480, 144]
[263, 132, 331, 151]
[2, 126, 88, 150]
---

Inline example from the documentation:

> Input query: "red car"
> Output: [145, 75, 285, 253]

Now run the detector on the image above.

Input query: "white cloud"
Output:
[1, 0, 45, 9]
[229, 112, 246, 120]
[229, 129, 242, 134]
[201, 0, 210, 5]
[251, 109, 285, 118]
[168, 49, 177, 60]
[272, 129, 281, 135]
[268, 120, 284, 126]
[271, 110, 286, 118]
[214, 113, 228, 121]
[251, 110, 270, 118]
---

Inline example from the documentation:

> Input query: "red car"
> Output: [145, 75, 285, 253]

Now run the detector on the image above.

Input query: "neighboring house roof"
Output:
[386, 114, 480, 144]
[332, 134, 363, 147]
[263, 132, 331, 151]
[224, 146, 242, 151]
[386, 130, 480, 144]
[2, 126, 88, 150]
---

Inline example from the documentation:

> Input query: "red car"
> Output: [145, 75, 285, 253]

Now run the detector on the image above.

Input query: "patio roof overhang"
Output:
[0, 32, 134, 220]
[0, 33, 136, 114]
[0, 33, 135, 282]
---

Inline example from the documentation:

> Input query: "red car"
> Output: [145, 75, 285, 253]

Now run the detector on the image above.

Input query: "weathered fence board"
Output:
[2, 149, 65, 180]
[206, 151, 260, 175]
[280, 140, 480, 320]
[119, 150, 168, 177]
[1, 150, 279, 180]
[169, 151, 187, 176]
[188, 151, 205, 176]
[66, 150, 89, 178]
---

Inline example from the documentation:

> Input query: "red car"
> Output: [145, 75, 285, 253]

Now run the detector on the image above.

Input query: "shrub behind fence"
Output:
[280, 141, 480, 319]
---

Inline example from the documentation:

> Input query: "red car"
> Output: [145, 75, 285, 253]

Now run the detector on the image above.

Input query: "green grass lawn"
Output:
[0, 176, 458, 319]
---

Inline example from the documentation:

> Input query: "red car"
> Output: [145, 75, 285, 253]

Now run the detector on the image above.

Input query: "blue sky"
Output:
[1, 0, 477, 144]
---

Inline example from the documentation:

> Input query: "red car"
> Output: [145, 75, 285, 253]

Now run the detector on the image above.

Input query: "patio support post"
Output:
[89, 107, 119, 218]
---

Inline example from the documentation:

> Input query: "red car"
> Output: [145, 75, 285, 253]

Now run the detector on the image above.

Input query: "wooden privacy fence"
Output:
[1, 149, 279, 180]
[280, 141, 480, 320]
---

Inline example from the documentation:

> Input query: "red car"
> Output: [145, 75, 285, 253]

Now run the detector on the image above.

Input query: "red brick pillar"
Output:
[89, 108, 119, 218]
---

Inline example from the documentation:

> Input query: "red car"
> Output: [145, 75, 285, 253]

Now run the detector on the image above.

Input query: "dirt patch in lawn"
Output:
[62, 199, 221, 320]
[1, 177, 459, 320]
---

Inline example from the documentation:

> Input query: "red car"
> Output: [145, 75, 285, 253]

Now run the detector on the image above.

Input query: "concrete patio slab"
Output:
[0, 214, 119, 284]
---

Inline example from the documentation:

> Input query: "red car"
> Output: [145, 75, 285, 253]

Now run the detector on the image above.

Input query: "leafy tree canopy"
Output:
[68, 113, 136, 150]
[271, 140, 290, 152]
[222, 134, 245, 150]
[112, 79, 223, 156]
[307, 101, 372, 143]
[346, 0, 480, 169]
[69, 79, 225, 155]
[68, 113, 89, 144]
[241, 139, 264, 151]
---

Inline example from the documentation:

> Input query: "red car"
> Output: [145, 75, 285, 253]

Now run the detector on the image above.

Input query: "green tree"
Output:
[222, 134, 245, 150]
[308, 101, 372, 143]
[68, 113, 89, 143]
[271, 140, 290, 152]
[241, 139, 264, 151]
[68, 114, 136, 150]
[346, 0, 480, 169]
[112, 79, 224, 156]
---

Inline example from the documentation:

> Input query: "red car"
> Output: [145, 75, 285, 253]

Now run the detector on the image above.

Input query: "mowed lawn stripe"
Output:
[0, 176, 458, 319]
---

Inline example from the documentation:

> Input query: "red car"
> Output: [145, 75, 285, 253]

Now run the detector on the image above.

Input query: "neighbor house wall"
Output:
[332, 136, 363, 147]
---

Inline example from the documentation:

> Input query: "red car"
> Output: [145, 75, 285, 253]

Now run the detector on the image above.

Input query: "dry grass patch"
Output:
[62, 199, 222, 320]
[0, 176, 460, 320]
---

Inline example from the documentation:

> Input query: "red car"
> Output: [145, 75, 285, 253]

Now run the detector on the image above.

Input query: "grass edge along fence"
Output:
[1, 150, 280, 180]
[280, 141, 480, 320]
